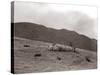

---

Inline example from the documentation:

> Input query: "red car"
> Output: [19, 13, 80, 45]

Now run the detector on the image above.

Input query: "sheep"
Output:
[48, 42, 78, 53]
[48, 43, 67, 52]
[48, 43, 59, 51]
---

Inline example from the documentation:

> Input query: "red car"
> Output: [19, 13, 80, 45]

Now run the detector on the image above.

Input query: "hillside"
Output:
[13, 37, 97, 74]
[12, 22, 97, 51]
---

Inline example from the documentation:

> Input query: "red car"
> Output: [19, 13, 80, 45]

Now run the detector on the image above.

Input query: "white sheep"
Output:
[48, 43, 67, 51]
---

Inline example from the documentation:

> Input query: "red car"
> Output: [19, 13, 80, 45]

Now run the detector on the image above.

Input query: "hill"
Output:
[12, 22, 97, 51]
[13, 37, 97, 73]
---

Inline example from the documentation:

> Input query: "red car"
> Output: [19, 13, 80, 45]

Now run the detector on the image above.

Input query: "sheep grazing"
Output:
[48, 43, 58, 51]
[48, 42, 77, 53]
[48, 43, 67, 52]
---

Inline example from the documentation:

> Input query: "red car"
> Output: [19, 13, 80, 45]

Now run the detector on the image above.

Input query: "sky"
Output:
[14, 1, 98, 39]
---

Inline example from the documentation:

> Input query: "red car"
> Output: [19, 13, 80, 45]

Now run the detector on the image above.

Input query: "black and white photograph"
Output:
[11, 1, 97, 74]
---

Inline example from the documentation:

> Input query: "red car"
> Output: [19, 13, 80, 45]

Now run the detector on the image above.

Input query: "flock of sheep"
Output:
[48, 42, 76, 52]
[33, 42, 77, 58]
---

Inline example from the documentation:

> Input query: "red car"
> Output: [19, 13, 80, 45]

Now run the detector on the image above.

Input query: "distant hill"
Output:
[12, 22, 97, 51]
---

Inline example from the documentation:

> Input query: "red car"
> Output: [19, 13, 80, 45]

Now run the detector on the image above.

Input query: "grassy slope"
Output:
[13, 37, 97, 74]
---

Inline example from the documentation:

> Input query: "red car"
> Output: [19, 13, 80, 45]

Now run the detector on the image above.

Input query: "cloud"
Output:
[14, 1, 97, 39]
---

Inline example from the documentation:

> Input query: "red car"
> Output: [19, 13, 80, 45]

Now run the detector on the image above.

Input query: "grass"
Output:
[13, 37, 97, 74]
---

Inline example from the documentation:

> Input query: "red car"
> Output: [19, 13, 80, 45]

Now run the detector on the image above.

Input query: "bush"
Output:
[34, 54, 42, 57]
[24, 44, 30, 47]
